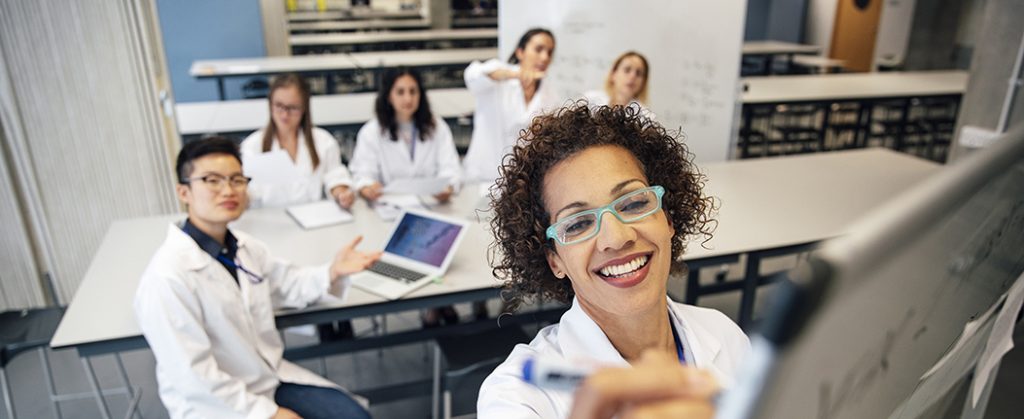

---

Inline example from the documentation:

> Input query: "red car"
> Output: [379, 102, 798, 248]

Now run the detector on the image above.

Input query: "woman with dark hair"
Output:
[240, 73, 355, 209]
[476, 103, 750, 417]
[462, 28, 559, 184]
[349, 67, 461, 203]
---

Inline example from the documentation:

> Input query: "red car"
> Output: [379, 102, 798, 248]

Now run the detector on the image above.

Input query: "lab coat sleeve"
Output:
[348, 122, 384, 192]
[476, 353, 554, 419]
[319, 130, 353, 195]
[135, 273, 279, 419]
[464, 58, 507, 95]
[432, 118, 463, 193]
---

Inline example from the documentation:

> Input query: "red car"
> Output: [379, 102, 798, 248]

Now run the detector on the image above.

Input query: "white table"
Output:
[175, 88, 474, 136]
[790, 55, 846, 74]
[191, 48, 495, 100]
[288, 9, 423, 22]
[741, 40, 822, 75]
[289, 28, 497, 48]
[742, 70, 968, 103]
[53, 148, 939, 353]
[289, 18, 431, 33]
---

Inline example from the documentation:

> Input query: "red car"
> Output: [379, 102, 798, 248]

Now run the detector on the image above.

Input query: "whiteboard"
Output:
[743, 127, 1024, 418]
[498, 0, 746, 162]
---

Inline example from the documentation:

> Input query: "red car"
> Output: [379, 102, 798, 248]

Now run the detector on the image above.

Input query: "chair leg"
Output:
[82, 357, 112, 419]
[39, 348, 63, 419]
[1, 366, 15, 419]
[443, 390, 452, 419]
[432, 343, 441, 419]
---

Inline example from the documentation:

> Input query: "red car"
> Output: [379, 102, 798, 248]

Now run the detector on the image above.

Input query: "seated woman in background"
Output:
[349, 67, 464, 327]
[240, 73, 355, 209]
[240, 73, 357, 342]
[349, 67, 461, 204]
[583, 51, 651, 113]
[477, 103, 750, 417]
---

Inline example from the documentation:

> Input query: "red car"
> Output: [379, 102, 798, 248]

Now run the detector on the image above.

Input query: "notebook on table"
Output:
[350, 209, 469, 300]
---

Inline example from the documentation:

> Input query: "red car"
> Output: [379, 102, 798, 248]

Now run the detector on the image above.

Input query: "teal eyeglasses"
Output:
[545, 185, 666, 246]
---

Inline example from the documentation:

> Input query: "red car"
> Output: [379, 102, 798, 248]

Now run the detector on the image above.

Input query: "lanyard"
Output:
[216, 255, 265, 284]
[408, 126, 418, 160]
[670, 320, 686, 365]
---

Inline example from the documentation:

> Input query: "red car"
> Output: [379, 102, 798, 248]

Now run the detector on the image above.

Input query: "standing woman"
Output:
[240, 73, 355, 209]
[349, 67, 462, 204]
[584, 51, 651, 111]
[462, 28, 559, 184]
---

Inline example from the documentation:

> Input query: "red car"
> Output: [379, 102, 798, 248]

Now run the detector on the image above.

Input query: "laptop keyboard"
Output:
[367, 261, 424, 284]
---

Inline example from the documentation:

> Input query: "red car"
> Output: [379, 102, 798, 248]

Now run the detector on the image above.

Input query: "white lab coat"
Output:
[581, 90, 656, 119]
[348, 116, 462, 192]
[240, 127, 352, 208]
[462, 58, 561, 183]
[477, 297, 750, 418]
[134, 224, 363, 419]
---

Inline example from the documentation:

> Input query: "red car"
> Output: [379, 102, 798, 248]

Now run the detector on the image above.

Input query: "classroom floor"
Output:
[4, 272, 1023, 419]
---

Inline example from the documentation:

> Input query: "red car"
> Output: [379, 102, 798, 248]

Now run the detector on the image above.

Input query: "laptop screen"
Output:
[384, 212, 464, 267]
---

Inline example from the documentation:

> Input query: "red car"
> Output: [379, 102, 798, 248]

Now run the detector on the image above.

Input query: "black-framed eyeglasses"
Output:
[182, 174, 252, 191]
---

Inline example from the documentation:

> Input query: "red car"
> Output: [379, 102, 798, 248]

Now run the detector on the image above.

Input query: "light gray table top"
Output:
[175, 88, 473, 135]
[741, 40, 821, 56]
[190, 48, 495, 77]
[288, 9, 423, 22]
[289, 18, 431, 32]
[51, 148, 939, 349]
[742, 70, 969, 103]
[51, 187, 494, 349]
[290, 28, 497, 47]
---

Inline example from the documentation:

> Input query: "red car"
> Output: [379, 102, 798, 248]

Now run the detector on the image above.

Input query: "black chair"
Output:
[0, 307, 64, 419]
[432, 325, 531, 419]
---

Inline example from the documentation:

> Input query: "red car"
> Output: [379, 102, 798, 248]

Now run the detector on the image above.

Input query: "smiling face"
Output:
[542, 145, 674, 318]
[176, 153, 248, 233]
[515, 33, 555, 72]
[610, 55, 647, 101]
[388, 74, 421, 123]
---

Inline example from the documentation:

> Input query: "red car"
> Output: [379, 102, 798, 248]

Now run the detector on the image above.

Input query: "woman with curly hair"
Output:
[477, 103, 750, 417]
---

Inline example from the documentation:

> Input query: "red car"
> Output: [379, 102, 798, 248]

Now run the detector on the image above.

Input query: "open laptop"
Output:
[350, 209, 469, 300]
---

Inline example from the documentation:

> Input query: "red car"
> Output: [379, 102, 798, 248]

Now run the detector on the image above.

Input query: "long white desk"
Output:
[52, 148, 939, 354]
[289, 28, 497, 47]
[289, 18, 431, 33]
[174, 88, 474, 136]
[288, 9, 423, 22]
[191, 48, 495, 100]
[741, 40, 822, 75]
[742, 70, 968, 103]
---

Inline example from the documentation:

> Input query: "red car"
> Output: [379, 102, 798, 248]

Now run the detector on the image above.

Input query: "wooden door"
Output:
[830, 0, 883, 72]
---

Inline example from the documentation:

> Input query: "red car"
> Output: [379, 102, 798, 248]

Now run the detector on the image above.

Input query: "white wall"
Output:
[874, 0, 918, 68]
[805, 0, 839, 55]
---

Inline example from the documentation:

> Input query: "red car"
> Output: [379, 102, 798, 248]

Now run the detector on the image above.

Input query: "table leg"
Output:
[216, 78, 226, 101]
[82, 357, 113, 419]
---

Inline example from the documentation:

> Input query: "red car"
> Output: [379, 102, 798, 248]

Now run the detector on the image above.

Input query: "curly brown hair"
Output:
[489, 102, 716, 312]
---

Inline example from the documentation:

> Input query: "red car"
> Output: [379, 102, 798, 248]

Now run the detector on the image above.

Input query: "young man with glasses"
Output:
[134, 137, 379, 419]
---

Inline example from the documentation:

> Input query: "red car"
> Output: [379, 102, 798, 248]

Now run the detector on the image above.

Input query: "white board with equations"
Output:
[498, 0, 746, 162]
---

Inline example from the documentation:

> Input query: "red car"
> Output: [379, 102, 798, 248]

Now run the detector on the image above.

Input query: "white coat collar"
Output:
[164, 222, 254, 272]
[556, 296, 724, 369]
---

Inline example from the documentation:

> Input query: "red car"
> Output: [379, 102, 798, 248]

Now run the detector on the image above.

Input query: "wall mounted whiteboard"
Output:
[498, 0, 746, 162]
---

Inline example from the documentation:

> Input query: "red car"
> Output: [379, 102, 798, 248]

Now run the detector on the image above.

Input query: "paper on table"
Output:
[374, 194, 426, 221]
[971, 272, 1024, 407]
[382, 177, 449, 195]
[286, 200, 354, 229]
[243, 150, 303, 185]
